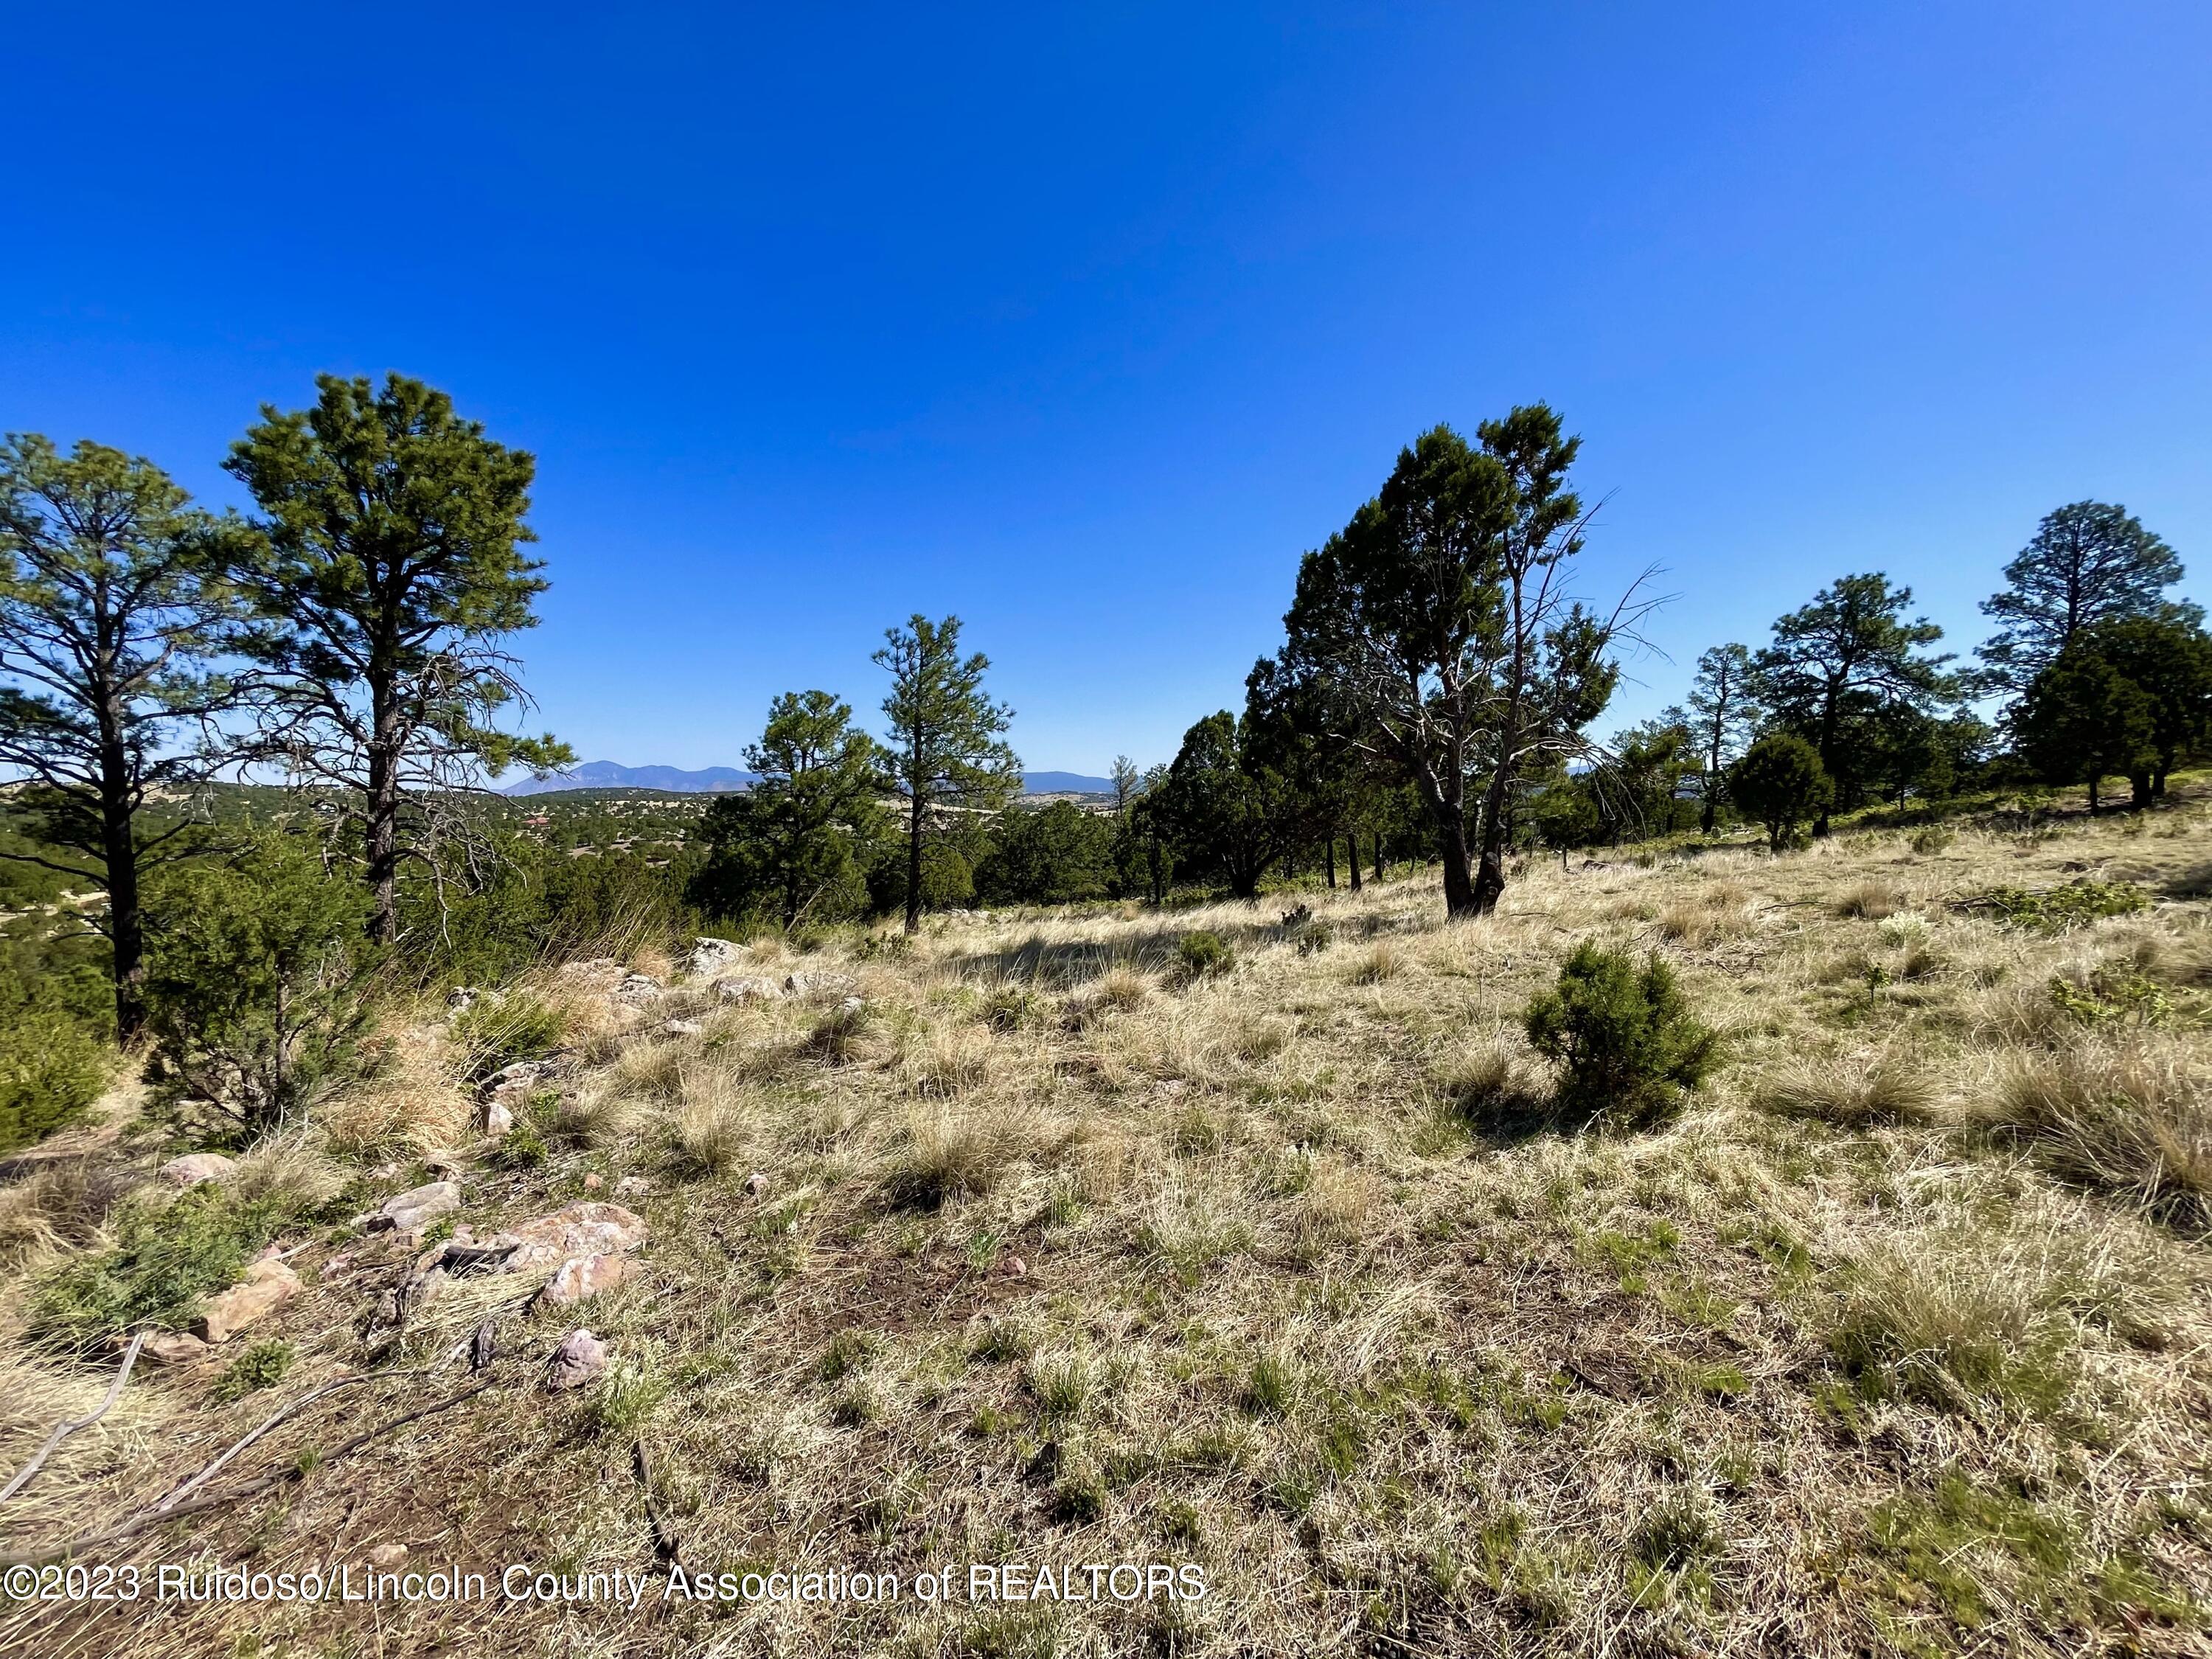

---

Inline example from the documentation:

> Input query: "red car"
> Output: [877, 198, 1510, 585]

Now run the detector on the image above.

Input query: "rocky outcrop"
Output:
[195, 1256, 300, 1343]
[615, 973, 664, 1009]
[785, 970, 858, 998]
[713, 975, 783, 1004]
[540, 1252, 628, 1306]
[685, 937, 750, 979]
[369, 1181, 461, 1234]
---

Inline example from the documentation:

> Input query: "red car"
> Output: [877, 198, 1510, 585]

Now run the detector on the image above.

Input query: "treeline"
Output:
[2, 380, 2206, 1152]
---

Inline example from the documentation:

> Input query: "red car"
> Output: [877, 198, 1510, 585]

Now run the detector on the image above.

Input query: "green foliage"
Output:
[141, 833, 380, 1139]
[690, 690, 885, 929]
[1980, 500, 2194, 688]
[2048, 965, 2171, 1029]
[978, 800, 1114, 906]
[1175, 931, 1234, 978]
[1753, 573, 1955, 823]
[2013, 644, 2156, 807]
[224, 372, 572, 942]
[874, 614, 1020, 932]
[0, 968, 110, 1152]
[211, 1339, 296, 1403]
[30, 1186, 287, 1351]
[1523, 941, 1719, 1127]
[0, 434, 257, 1037]
[1909, 825, 1955, 855]
[1155, 710, 1301, 900]
[1978, 880, 2149, 931]
[1728, 732, 1833, 850]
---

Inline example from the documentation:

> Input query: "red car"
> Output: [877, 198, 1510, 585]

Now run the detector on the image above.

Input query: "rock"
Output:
[1003, 1256, 1029, 1279]
[582, 1172, 603, 1192]
[614, 973, 664, 1008]
[713, 975, 784, 1005]
[480, 1059, 553, 1099]
[613, 1176, 651, 1198]
[371, 1180, 461, 1234]
[833, 995, 866, 1018]
[744, 1172, 769, 1200]
[785, 971, 857, 998]
[555, 958, 625, 992]
[365, 1543, 409, 1569]
[195, 1258, 300, 1343]
[655, 1018, 703, 1040]
[491, 1200, 647, 1275]
[139, 1331, 210, 1366]
[445, 987, 487, 1018]
[546, 1329, 608, 1391]
[685, 937, 751, 979]
[483, 1101, 515, 1137]
[538, 1251, 628, 1307]
[158, 1153, 237, 1189]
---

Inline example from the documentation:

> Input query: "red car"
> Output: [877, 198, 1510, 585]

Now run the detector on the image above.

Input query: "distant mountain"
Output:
[501, 762, 1116, 797]
[1022, 771, 1116, 795]
[499, 761, 757, 796]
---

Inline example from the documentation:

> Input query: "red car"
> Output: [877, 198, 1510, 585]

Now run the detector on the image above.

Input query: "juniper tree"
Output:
[0, 436, 258, 1036]
[874, 615, 1020, 933]
[224, 375, 571, 945]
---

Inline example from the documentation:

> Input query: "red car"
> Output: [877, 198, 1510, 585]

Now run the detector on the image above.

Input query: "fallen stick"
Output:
[0, 1329, 148, 1509]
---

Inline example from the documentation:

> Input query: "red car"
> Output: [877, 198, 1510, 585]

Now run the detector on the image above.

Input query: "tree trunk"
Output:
[365, 733, 401, 947]
[2129, 772, 2152, 810]
[1374, 838, 1385, 881]
[2087, 776, 2100, 813]
[1470, 760, 1512, 916]
[1324, 838, 1335, 890]
[100, 750, 145, 1041]
[1346, 835, 1362, 892]
[1700, 791, 1716, 836]
[1439, 813, 1479, 917]
[904, 788, 924, 935]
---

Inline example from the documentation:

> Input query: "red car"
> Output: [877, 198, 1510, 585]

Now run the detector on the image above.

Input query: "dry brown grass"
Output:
[7, 787, 2212, 1658]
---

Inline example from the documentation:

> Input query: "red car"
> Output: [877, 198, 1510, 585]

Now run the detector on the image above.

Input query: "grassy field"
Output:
[3, 792, 2210, 1657]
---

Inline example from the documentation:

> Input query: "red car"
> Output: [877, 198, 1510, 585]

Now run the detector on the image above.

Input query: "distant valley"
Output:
[500, 761, 1114, 797]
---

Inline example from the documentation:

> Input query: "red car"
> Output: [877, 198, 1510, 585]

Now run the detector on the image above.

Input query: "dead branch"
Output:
[0, 1330, 147, 1509]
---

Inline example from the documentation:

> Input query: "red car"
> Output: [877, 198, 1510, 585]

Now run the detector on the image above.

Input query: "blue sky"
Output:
[4, 4, 2207, 773]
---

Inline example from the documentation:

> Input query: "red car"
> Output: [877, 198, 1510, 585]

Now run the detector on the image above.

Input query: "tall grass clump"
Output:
[1523, 942, 1719, 1129]
[1984, 1043, 2211, 1229]
[449, 991, 565, 1083]
[1760, 1052, 1942, 1127]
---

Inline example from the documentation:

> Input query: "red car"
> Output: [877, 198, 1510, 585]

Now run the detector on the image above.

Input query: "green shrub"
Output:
[1979, 880, 2150, 932]
[1523, 941, 1720, 1127]
[1728, 734, 1833, 851]
[0, 1004, 108, 1153]
[141, 834, 380, 1139]
[1176, 931, 1234, 978]
[449, 992, 564, 1082]
[1909, 825, 1956, 856]
[30, 1186, 287, 1352]
[211, 1339, 296, 1403]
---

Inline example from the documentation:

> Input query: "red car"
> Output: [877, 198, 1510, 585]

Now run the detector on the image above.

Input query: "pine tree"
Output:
[1980, 501, 2193, 687]
[874, 615, 1020, 933]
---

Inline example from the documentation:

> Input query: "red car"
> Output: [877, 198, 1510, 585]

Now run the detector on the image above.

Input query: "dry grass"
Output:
[7, 790, 2212, 1658]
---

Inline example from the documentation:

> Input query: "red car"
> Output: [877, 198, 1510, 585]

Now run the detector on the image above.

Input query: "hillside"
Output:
[3, 798, 2210, 1656]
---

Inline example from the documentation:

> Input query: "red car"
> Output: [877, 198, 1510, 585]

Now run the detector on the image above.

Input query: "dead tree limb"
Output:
[0, 1330, 148, 1509]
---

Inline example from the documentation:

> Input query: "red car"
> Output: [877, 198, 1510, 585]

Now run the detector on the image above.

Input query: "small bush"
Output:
[1909, 826, 1956, 856]
[211, 1339, 296, 1404]
[1523, 942, 1720, 1128]
[0, 1006, 108, 1153]
[1176, 932, 1234, 979]
[1295, 921, 1335, 955]
[449, 992, 564, 1083]
[1350, 943, 1400, 984]
[30, 1187, 287, 1352]
[1834, 882, 1902, 920]
[2048, 964, 2171, 1029]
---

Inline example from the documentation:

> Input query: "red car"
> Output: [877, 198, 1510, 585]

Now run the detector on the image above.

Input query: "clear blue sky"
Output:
[4, 4, 2207, 773]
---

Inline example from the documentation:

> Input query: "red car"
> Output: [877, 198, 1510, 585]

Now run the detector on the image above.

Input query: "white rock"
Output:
[744, 1171, 770, 1200]
[483, 1101, 515, 1137]
[365, 1543, 409, 1569]
[538, 1252, 628, 1307]
[685, 936, 751, 979]
[546, 1328, 608, 1391]
[373, 1180, 461, 1234]
[614, 973, 664, 1008]
[158, 1153, 236, 1189]
[656, 1018, 703, 1039]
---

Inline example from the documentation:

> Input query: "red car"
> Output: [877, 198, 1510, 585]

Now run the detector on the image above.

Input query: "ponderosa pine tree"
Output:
[874, 615, 1020, 933]
[1753, 574, 1954, 834]
[1683, 643, 1759, 834]
[0, 436, 258, 1036]
[691, 690, 886, 928]
[1980, 501, 2194, 688]
[224, 375, 571, 945]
